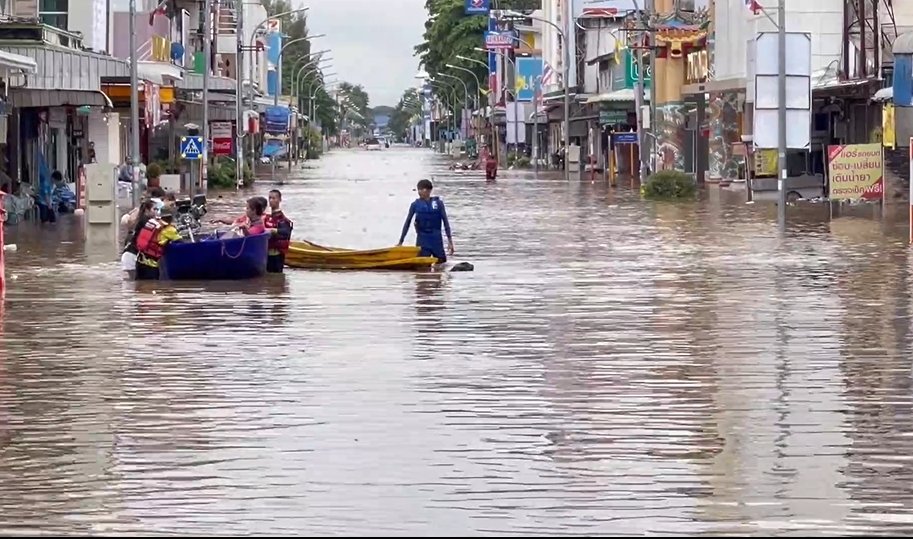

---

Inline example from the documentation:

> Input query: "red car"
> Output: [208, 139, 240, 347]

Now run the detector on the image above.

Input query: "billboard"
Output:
[515, 57, 543, 102]
[752, 32, 811, 149]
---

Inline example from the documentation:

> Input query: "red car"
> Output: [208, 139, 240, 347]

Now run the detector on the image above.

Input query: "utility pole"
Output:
[129, 0, 140, 206]
[201, 0, 212, 196]
[634, 12, 648, 180]
[235, 0, 245, 188]
[777, 0, 787, 227]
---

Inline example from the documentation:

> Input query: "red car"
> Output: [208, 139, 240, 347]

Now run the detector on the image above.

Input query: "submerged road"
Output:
[0, 146, 912, 534]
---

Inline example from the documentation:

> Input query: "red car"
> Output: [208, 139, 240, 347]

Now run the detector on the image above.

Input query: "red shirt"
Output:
[246, 219, 266, 235]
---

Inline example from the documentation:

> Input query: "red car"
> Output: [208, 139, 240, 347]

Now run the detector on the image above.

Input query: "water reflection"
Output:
[0, 148, 911, 534]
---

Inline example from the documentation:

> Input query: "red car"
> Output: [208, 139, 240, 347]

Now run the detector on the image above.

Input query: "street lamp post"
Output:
[302, 70, 337, 118]
[454, 56, 493, 161]
[244, 7, 310, 173]
[429, 81, 458, 151]
[292, 54, 332, 105]
[439, 72, 469, 140]
[446, 62, 483, 145]
[494, 9, 570, 181]
[128, 0, 140, 205]
[200, 0, 211, 196]
[303, 71, 337, 129]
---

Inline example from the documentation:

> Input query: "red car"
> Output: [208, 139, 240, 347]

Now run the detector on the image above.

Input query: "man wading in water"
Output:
[397, 179, 454, 264]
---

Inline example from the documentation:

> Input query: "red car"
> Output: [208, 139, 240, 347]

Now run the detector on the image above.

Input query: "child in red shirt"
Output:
[241, 197, 267, 235]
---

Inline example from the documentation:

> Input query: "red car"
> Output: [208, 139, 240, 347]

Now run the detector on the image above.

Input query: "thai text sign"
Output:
[828, 143, 883, 201]
[485, 30, 516, 50]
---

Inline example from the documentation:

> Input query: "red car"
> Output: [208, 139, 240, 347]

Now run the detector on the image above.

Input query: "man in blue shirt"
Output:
[397, 179, 454, 263]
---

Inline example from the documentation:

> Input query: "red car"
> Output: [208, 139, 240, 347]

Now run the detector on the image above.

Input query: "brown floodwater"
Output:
[0, 147, 912, 535]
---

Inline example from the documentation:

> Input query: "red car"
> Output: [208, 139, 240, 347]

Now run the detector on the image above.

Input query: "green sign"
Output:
[599, 110, 628, 125]
[624, 49, 652, 89]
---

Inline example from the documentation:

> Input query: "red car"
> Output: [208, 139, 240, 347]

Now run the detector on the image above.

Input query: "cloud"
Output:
[297, 0, 426, 106]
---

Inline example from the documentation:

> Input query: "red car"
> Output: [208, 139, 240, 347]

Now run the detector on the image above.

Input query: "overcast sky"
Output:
[294, 0, 426, 107]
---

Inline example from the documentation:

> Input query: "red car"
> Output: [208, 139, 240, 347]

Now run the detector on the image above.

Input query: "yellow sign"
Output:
[828, 143, 884, 202]
[151, 35, 171, 63]
[883, 103, 895, 149]
[753, 148, 777, 177]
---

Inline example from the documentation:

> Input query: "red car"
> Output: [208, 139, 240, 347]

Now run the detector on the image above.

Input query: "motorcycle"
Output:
[174, 194, 207, 240]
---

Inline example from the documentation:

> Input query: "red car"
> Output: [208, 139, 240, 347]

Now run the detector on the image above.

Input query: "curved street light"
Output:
[237, 6, 310, 181]
[293, 56, 333, 99]
[493, 9, 570, 180]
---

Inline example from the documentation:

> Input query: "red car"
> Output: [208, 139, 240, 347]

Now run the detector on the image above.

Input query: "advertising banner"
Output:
[516, 57, 543, 102]
[827, 143, 884, 202]
[210, 121, 233, 156]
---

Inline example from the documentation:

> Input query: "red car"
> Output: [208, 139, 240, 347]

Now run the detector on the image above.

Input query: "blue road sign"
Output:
[180, 136, 205, 160]
[612, 132, 639, 144]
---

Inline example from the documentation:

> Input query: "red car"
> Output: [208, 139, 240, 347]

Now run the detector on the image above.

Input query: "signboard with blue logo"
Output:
[515, 57, 543, 102]
[465, 0, 490, 15]
[612, 132, 639, 144]
[180, 136, 205, 160]
[264, 106, 290, 135]
[485, 30, 517, 50]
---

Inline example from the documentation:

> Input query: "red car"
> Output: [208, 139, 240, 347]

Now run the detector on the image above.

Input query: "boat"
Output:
[160, 232, 270, 280]
[285, 240, 438, 270]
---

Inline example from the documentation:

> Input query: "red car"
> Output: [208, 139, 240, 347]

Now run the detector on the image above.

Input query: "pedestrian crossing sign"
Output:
[180, 136, 205, 160]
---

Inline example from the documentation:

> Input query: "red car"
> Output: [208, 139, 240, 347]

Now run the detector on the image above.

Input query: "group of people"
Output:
[120, 187, 293, 281]
[118, 178, 454, 280]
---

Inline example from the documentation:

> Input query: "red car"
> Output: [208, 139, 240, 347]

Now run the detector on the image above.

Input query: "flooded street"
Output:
[2, 146, 913, 535]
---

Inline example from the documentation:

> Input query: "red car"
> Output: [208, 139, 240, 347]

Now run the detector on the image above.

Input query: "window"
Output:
[39, 13, 68, 30]
[40, 0, 68, 11]
[39, 0, 68, 31]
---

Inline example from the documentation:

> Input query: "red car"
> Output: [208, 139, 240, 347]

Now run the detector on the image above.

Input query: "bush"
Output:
[151, 158, 182, 175]
[145, 162, 162, 185]
[207, 157, 252, 189]
[641, 170, 696, 200]
[306, 128, 324, 159]
[513, 156, 531, 168]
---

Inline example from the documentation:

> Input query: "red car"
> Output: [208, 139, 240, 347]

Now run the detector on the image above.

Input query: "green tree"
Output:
[415, 0, 540, 96]
[388, 88, 422, 141]
[335, 82, 372, 137]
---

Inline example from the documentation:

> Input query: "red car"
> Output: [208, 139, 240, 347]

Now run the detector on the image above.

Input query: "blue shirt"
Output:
[399, 196, 452, 245]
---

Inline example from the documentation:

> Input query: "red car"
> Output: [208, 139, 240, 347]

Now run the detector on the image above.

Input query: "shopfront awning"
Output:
[585, 88, 650, 103]
[873, 87, 893, 102]
[254, 95, 292, 110]
[1, 44, 128, 91]
[8, 88, 113, 108]
[138, 61, 183, 85]
[680, 77, 746, 95]
[178, 73, 236, 92]
[0, 49, 37, 72]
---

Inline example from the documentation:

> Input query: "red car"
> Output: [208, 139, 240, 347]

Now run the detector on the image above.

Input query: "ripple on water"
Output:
[0, 148, 911, 535]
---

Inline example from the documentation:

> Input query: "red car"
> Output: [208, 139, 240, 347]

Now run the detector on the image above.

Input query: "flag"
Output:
[746, 0, 762, 14]
[149, 0, 169, 26]
[541, 62, 554, 85]
[614, 34, 623, 64]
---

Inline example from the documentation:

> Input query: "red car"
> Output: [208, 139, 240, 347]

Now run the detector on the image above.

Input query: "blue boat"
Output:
[159, 232, 270, 280]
